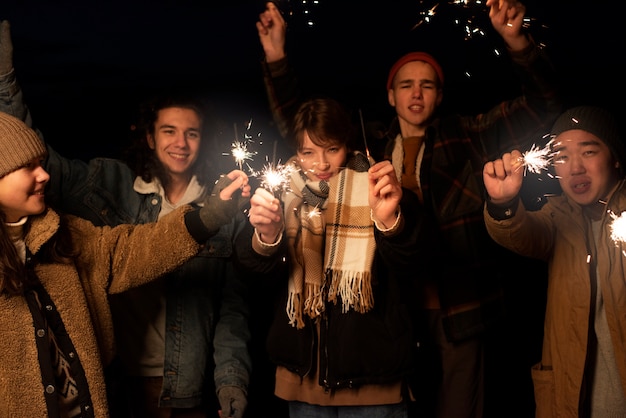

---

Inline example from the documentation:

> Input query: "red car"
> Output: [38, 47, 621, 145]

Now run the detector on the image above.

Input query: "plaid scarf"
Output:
[282, 152, 375, 328]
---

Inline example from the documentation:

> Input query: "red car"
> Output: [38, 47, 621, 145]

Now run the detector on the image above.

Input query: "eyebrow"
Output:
[553, 139, 602, 152]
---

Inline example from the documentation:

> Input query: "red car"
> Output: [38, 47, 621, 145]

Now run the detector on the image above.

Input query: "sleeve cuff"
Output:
[486, 196, 520, 220]
[252, 228, 283, 256]
[371, 207, 402, 234]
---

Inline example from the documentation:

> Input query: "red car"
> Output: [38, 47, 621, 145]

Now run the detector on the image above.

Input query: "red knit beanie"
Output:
[386, 52, 444, 91]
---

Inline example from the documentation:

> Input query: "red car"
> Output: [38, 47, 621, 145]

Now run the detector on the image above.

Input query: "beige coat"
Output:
[0, 206, 200, 418]
[484, 181, 626, 418]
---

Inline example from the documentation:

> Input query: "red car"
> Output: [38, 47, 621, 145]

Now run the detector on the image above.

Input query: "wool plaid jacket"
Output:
[261, 40, 562, 342]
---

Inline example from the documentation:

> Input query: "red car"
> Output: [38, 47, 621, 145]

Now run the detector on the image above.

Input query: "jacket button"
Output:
[45, 385, 55, 394]
[151, 198, 159, 206]
[37, 329, 46, 338]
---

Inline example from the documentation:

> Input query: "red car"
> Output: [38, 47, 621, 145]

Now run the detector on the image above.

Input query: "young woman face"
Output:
[147, 106, 202, 181]
[0, 157, 49, 223]
[296, 131, 348, 182]
[553, 129, 620, 206]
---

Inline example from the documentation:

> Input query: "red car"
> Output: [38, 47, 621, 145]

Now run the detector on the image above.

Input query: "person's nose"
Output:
[36, 166, 50, 183]
[411, 86, 423, 99]
[570, 155, 586, 175]
[173, 132, 189, 147]
[316, 159, 330, 170]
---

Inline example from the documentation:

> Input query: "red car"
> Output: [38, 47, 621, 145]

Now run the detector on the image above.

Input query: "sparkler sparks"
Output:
[231, 140, 255, 171]
[257, 161, 294, 197]
[518, 139, 556, 175]
[609, 211, 626, 250]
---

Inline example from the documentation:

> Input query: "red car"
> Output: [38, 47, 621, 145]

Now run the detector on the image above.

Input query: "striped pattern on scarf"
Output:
[283, 152, 375, 329]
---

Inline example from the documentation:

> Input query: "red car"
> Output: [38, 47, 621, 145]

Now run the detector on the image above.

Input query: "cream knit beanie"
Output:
[0, 112, 46, 177]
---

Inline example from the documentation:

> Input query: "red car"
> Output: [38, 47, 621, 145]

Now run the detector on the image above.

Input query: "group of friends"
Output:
[0, 0, 624, 417]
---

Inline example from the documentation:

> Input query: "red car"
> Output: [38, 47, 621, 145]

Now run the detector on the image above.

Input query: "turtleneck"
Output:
[6, 216, 27, 262]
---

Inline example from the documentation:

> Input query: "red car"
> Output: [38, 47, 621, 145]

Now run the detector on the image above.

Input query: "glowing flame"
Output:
[258, 161, 294, 197]
[519, 139, 556, 175]
[231, 140, 255, 171]
[609, 210, 626, 249]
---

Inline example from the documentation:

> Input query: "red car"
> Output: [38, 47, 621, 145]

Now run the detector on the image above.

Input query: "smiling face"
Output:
[0, 157, 49, 223]
[296, 131, 348, 182]
[552, 129, 620, 206]
[387, 60, 443, 137]
[147, 106, 202, 183]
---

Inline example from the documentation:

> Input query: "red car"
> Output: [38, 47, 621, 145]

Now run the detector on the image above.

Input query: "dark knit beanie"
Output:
[386, 51, 445, 91]
[0, 112, 46, 178]
[551, 106, 625, 164]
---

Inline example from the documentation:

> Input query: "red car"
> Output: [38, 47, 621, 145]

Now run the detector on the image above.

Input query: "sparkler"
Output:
[231, 140, 255, 171]
[609, 211, 626, 252]
[518, 138, 556, 175]
[225, 119, 258, 172]
[257, 161, 294, 198]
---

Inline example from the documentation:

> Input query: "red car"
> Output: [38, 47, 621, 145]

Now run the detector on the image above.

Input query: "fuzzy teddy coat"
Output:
[0, 206, 200, 418]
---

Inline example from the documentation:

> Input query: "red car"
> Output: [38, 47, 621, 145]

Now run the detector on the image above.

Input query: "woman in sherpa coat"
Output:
[0, 111, 249, 418]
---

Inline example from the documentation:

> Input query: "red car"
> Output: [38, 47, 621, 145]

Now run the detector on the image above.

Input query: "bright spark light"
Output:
[257, 161, 294, 197]
[231, 140, 255, 171]
[609, 211, 626, 250]
[519, 139, 555, 175]
[307, 205, 321, 219]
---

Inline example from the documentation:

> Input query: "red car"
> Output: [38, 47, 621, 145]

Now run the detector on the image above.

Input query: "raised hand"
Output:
[483, 150, 524, 205]
[249, 187, 283, 244]
[256, 1, 287, 63]
[198, 170, 250, 235]
[486, 0, 529, 51]
[368, 160, 402, 229]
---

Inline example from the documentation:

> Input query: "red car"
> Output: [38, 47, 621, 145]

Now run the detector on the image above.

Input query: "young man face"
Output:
[147, 106, 202, 181]
[0, 157, 49, 223]
[387, 60, 443, 137]
[553, 129, 621, 206]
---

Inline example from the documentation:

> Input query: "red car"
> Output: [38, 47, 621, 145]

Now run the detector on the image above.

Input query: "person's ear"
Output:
[146, 134, 155, 149]
[387, 88, 396, 107]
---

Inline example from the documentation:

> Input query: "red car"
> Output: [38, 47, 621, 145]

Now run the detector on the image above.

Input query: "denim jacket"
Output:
[0, 69, 251, 408]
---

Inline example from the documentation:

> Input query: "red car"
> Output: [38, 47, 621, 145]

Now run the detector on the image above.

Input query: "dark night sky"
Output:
[1, 0, 623, 167]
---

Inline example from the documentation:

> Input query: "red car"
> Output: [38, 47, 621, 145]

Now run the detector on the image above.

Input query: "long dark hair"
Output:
[122, 91, 222, 189]
[0, 211, 76, 297]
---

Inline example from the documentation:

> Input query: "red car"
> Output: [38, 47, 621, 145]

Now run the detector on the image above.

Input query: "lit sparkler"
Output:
[231, 140, 255, 171]
[258, 161, 294, 198]
[518, 138, 556, 175]
[609, 210, 626, 251]
[307, 205, 322, 219]
[225, 119, 259, 172]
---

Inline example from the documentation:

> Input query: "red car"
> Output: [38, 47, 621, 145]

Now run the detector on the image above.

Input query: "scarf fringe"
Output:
[327, 269, 374, 313]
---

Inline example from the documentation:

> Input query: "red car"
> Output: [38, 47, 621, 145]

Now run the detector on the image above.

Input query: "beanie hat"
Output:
[551, 106, 625, 164]
[386, 51, 445, 91]
[0, 112, 46, 178]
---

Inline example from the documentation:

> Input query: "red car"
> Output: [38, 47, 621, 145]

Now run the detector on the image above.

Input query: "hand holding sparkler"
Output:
[483, 149, 524, 205]
[369, 161, 402, 229]
[198, 170, 250, 235]
[249, 187, 283, 245]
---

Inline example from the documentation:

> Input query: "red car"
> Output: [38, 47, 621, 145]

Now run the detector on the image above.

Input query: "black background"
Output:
[1, 0, 623, 169]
